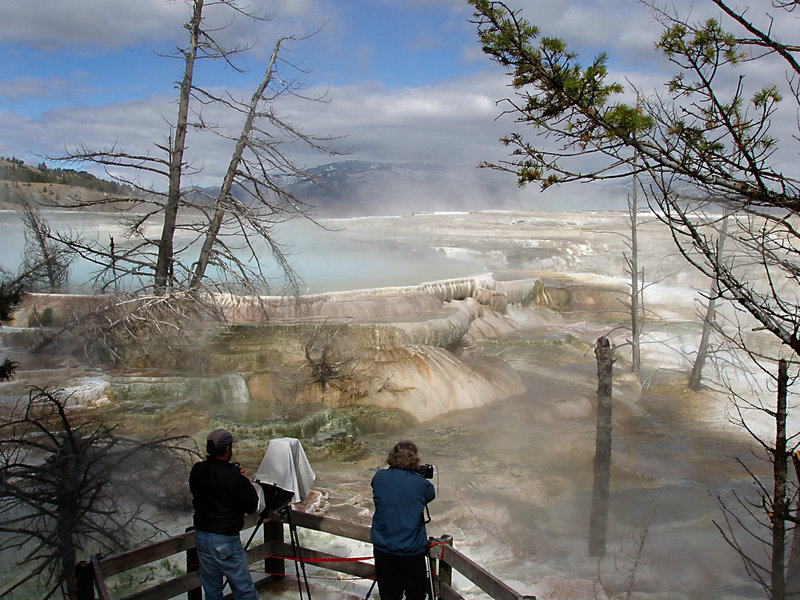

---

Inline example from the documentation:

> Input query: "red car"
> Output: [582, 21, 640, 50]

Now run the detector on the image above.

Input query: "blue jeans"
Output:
[194, 529, 258, 600]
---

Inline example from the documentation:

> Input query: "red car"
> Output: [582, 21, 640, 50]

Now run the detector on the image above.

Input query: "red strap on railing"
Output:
[255, 540, 449, 563]
[250, 552, 373, 563]
[428, 539, 450, 559]
[251, 569, 376, 581]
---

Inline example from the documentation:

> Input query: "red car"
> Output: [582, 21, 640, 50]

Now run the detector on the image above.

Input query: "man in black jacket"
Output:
[189, 428, 259, 600]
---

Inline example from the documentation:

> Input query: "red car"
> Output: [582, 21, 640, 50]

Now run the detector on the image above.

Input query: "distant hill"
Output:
[0, 156, 524, 216]
[0, 156, 139, 210]
[0, 157, 134, 194]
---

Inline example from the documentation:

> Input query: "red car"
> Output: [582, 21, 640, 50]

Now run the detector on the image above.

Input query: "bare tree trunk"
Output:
[155, 0, 203, 291]
[688, 212, 730, 391]
[58, 509, 78, 599]
[189, 36, 286, 289]
[58, 454, 79, 600]
[771, 359, 789, 600]
[627, 178, 641, 376]
[589, 336, 614, 557]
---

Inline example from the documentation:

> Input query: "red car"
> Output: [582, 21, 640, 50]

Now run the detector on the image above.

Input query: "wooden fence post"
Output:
[75, 560, 94, 600]
[264, 517, 285, 578]
[186, 526, 201, 600]
[438, 535, 453, 589]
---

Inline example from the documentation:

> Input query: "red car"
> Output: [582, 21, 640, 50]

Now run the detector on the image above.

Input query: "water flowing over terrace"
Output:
[0, 210, 784, 599]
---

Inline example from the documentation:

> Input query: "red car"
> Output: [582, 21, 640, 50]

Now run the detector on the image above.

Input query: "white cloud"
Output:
[276, 74, 512, 167]
[0, 0, 327, 53]
[0, 0, 184, 50]
[0, 76, 73, 101]
[0, 70, 511, 186]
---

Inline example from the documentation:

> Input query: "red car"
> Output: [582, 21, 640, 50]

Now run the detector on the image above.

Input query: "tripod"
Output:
[283, 505, 312, 600]
[243, 484, 312, 600]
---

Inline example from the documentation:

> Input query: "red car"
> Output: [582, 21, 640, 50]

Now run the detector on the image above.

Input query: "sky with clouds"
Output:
[0, 0, 793, 211]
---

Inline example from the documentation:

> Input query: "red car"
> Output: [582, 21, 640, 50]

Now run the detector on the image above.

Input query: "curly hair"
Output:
[387, 441, 421, 470]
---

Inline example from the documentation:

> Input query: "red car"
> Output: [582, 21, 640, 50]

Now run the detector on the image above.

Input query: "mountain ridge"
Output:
[199, 159, 516, 216]
[0, 157, 521, 216]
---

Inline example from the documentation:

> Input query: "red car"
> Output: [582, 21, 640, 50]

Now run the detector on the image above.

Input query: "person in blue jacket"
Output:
[370, 441, 436, 600]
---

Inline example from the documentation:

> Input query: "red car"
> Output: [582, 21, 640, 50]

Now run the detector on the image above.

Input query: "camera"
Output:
[415, 463, 434, 479]
[231, 462, 241, 473]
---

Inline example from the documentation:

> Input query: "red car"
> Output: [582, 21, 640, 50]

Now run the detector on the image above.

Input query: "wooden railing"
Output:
[76, 510, 534, 600]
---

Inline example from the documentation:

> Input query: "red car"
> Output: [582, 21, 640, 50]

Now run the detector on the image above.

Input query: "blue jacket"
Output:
[371, 467, 436, 556]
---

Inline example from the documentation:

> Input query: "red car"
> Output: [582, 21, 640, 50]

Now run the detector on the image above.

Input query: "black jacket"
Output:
[189, 457, 259, 536]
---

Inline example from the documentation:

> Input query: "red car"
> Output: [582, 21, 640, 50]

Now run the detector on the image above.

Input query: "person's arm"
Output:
[423, 478, 435, 504]
[235, 472, 260, 515]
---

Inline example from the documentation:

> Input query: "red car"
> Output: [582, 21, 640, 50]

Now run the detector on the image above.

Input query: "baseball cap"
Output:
[207, 428, 235, 451]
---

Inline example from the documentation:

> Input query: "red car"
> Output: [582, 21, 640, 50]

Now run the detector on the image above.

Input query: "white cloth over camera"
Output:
[254, 437, 316, 504]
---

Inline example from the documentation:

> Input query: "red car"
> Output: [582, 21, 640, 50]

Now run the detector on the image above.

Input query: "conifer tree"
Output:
[0, 280, 21, 381]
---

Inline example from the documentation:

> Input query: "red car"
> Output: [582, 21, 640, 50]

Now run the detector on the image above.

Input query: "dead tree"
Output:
[772, 359, 790, 600]
[188, 31, 327, 291]
[589, 336, 615, 557]
[37, 0, 343, 366]
[32, 290, 223, 370]
[618, 172, 675, 378]
[302, 322, 356, 396]
[17, 196, 73, 293]
[595, 500, 655, 599]
[623, 173, 643, 376]
[0, 388, 196, 599]
[714, 359, 799, 600]
[154, 0, 202, 292]
[688, 211, 730, 391]
[54, 0, 342, 295]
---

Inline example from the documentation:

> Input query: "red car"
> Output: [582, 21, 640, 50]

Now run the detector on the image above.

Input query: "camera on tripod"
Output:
[415, 463, 434, 479]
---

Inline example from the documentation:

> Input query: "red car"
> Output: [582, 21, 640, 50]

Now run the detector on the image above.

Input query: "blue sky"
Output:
[0, 1, 508, 185]
[0, 1, 481, 116]
[0, 0, 781, 209]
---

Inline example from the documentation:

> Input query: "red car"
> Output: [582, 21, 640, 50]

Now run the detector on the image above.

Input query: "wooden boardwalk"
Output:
[75, 509, 534, 600]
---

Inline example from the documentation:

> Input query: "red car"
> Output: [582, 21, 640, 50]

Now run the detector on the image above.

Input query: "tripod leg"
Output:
[288, 519, 304, 600]
[426, 553, 437, 600]
[293, 512, 312, 600]
[243, 516, 265, 552]
[364, 577, 377, 600]
[284, 507, 312, 600]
